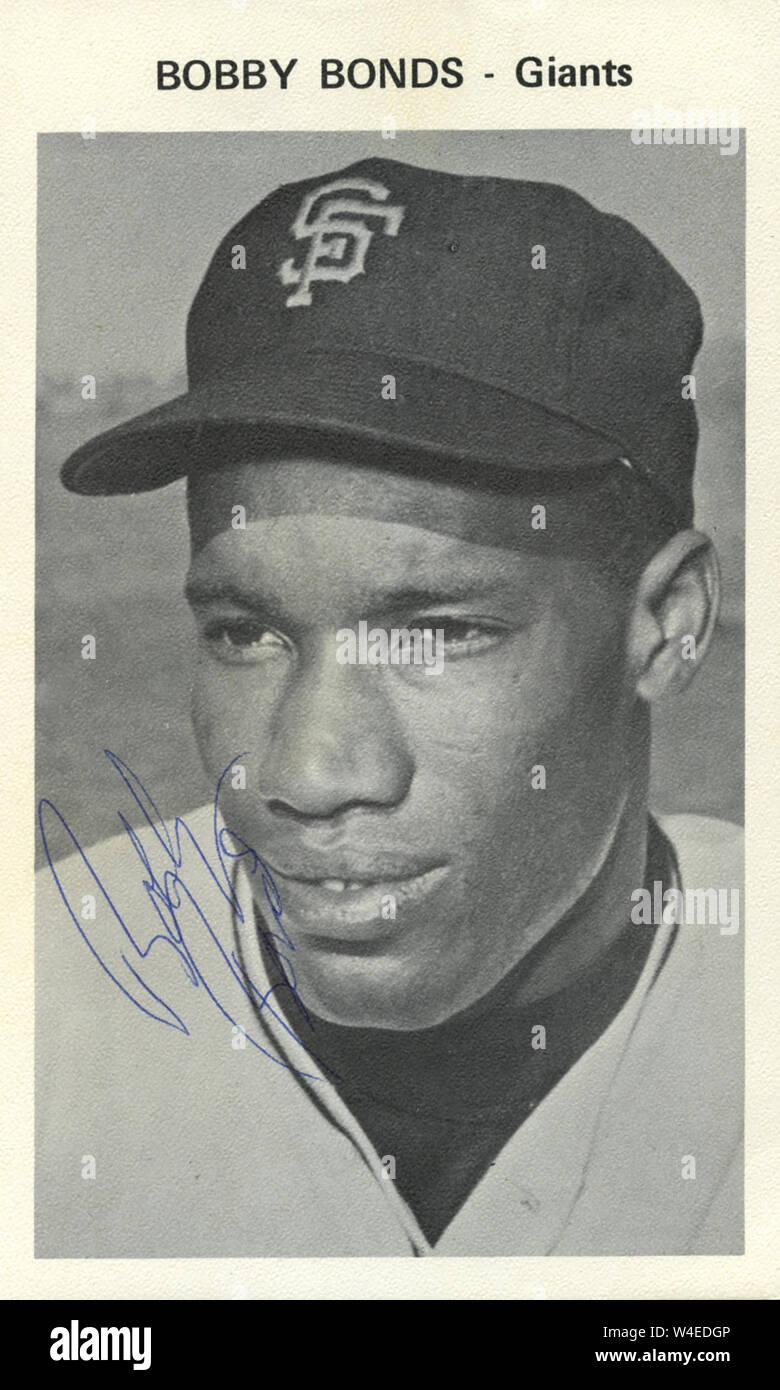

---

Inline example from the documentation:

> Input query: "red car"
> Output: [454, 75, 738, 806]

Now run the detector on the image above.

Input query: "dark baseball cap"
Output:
[60, 156, 703, 526]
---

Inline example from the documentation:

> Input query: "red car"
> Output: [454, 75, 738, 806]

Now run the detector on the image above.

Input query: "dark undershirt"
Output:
[255, 817, 674, 1246]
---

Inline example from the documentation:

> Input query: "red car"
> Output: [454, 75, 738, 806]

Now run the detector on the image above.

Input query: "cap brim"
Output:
[60, 347, 622, 495]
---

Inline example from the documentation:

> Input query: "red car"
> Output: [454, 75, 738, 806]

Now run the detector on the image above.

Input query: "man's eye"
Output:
[202, 618, 289, 664]
[415, 618, 507, 654]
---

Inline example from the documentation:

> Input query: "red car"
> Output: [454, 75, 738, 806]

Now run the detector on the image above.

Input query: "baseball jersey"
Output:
[35, 805, 743, 1257]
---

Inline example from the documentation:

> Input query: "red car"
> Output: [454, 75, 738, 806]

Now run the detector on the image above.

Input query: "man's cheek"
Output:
[190, 684, 214, 763]
[419, 733, 541, 837]
[191, 673, 223, 754]
[190, 677, 251, 779]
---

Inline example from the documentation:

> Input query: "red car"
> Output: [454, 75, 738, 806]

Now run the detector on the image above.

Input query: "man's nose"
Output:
[259, 643, 414, 820]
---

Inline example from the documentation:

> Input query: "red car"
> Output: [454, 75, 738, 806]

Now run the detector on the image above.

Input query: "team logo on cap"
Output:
[278, 178, 404, 308]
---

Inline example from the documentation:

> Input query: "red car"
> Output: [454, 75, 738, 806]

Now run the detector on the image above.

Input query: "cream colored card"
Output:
[2, 0, 777, 1299]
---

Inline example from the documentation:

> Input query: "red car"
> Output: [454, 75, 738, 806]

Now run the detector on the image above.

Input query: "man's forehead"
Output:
[185, 453, 603, 557]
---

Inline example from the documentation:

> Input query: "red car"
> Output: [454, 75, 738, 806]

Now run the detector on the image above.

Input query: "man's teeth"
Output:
[320, 878, 368, 893]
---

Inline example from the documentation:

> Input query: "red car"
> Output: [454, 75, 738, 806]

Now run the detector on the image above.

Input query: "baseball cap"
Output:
[60, 156, 703, 526]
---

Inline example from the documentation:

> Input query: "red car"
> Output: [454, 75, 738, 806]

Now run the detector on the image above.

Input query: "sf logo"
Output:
[278, 178, 405, 308]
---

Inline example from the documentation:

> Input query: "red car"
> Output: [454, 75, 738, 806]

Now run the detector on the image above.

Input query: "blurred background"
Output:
[36, 131, 744, 861]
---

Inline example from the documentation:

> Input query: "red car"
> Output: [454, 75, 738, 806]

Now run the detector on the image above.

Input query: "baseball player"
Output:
[36, 157, 743, 1257]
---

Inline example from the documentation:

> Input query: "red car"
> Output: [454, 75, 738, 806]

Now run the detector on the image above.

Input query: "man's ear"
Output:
[626, 530, 721, 702]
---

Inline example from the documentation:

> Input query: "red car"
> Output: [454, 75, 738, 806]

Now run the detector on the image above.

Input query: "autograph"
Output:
[38, 750, 327, 1080]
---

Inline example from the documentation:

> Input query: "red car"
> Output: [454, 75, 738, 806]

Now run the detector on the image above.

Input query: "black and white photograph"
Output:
[35, 129, 744, 1259]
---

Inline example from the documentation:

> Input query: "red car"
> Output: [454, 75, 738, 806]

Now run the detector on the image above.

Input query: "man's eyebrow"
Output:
[370, 583, 503, 610]
[184, 577, 509, 612]
[184, 579, 267, 609]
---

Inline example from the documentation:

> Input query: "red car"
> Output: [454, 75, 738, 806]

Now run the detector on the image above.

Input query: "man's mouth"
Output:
[260, 860, 450, 937]
[309, 877, 379, 894]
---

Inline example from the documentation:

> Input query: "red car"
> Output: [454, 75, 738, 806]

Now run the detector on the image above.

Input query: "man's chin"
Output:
[293, 951, 470, 1032]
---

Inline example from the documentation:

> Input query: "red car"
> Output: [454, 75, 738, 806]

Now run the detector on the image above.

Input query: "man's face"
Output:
[186, 456, 639, 1030]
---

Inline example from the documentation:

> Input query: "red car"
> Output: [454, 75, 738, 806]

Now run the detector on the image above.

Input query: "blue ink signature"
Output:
[38, 751, 330, 1081]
